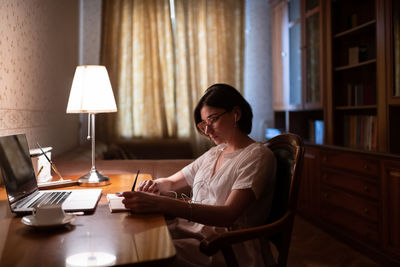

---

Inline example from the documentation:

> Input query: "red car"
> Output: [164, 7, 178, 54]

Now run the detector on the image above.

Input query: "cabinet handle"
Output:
[364, 208, 369, 214]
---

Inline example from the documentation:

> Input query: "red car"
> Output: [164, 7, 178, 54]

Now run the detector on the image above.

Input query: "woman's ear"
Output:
[233, 107, 242, 123]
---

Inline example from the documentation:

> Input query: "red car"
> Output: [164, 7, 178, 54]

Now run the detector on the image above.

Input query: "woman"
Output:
[122, 84, 276, 266]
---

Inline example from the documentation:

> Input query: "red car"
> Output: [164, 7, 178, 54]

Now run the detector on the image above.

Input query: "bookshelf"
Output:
[272, 0, 398, 152]
[272, 0, 324, 145]
[328, 0, 379, 152]
[387, 0, 400, 153]
[272, 1, 400, 264]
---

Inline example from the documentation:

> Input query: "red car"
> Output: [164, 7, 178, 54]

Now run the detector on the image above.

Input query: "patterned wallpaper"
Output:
[0, 0, 80, 156]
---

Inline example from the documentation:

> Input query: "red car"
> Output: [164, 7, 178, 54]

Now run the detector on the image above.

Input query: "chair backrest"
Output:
[198, 133, 304, 267]
[265, 133, 304, 225]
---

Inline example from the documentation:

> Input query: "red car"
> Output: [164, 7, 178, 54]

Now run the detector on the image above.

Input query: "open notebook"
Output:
[106, 194, 129, 212]
[106, 170, 140, 213]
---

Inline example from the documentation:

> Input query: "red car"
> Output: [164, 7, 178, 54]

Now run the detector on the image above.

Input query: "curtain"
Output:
[174, 0, 244, 152]
[100, 0, 175, 140]
[99, 0, 244, 152]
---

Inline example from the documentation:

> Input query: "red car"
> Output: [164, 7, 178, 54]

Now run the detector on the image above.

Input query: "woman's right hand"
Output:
[137, 180, 160, 194]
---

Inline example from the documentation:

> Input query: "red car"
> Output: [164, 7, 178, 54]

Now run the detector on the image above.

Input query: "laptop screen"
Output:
[0, 134, 38, 204]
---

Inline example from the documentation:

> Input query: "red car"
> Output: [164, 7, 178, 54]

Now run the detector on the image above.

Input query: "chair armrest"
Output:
[200, 211, 294, 256]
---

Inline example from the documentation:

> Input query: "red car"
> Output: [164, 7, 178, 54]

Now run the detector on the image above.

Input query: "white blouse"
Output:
[176, 142, 276, 266]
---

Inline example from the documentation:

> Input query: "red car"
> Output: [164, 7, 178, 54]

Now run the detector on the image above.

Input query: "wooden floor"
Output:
[287, 217, 382, 267]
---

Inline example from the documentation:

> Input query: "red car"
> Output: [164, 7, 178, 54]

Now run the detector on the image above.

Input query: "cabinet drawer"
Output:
[320, 203, 379, 243]
[321, 151, 379, 177]
[321, 170, 379, 199]
[321, 186, 379, 222]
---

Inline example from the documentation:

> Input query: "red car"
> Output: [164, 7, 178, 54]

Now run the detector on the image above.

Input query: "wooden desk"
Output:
[0, 174, 176, 266]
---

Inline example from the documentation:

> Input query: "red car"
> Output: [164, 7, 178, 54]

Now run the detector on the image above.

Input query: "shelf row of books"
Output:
[343, 115, 377, 151]
[348, 45, 373, 65]
[308, 120, 324, 145]
[346, 83, 375, 106]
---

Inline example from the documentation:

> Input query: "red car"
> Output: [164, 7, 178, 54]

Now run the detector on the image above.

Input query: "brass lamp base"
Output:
[78, 169, 111, 186]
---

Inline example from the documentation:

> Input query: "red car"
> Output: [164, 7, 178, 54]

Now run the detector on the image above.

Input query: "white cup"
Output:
[33, 204, 65, 225]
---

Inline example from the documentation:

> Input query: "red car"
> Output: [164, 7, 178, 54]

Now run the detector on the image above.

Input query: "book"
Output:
[356, 116, 361, 148]
[106, 194, 129, 212]
[357, 84, 364, 106]
[308, 120, 315, 143]
[351, 14, 358, 28]
[38, 179, 78, 189]
[350, 115, 357, 148]
[343, 115, 377, 151]
[315, 120, 324, 145]
[354, 84, 364, 106]
[371, 116, 377, 151]
[348, 47, 359, 65]
[30, 147, 53, 183]
[343, 115, 349, 147]
[347, 84, 353, 106]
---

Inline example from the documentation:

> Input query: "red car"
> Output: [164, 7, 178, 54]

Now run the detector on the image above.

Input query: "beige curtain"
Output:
[100, 0, 175, 140]
[174, 0, 244, 153]
[99, 0, 244, 152]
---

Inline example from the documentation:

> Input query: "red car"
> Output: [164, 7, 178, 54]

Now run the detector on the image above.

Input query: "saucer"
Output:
[21, 214, 76, 228]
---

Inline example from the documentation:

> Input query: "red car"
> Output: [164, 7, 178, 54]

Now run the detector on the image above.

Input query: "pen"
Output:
[36, 142, 63, 180]
[36, 166, 44, 177]
[131, 169, 140, 191]
[116, 170, 140, 196]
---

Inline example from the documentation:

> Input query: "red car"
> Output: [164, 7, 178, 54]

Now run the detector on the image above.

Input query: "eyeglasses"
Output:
[197, 111, 229, 134]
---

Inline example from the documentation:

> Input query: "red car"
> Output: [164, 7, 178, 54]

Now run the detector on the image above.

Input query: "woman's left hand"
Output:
[121, 191, 163, 213]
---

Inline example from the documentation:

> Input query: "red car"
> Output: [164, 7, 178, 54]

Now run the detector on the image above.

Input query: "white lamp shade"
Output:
[66, 65, 117, 113]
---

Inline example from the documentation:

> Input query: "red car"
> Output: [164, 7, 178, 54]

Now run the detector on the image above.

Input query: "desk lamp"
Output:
[66, 65, 117, 186]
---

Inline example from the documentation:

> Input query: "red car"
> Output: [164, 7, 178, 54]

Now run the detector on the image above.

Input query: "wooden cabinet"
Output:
[386, 0, 400, 154]
[271, 0, 324, 144]
[320, 149, 380, 176]
[269, 0, 400, 264]
[298, 145, 400, 265]
[321, 170, 379, 200]
[320, 186, 380, 243]
[319, 149, 380, 244]
[303, 0, 324, 109]
[297, 146, 320, 218]
[387, 0, 400, 104]
[382, 159, 400, 259]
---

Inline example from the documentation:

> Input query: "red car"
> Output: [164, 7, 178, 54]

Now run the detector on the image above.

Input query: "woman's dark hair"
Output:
[194, 83, 253, 134]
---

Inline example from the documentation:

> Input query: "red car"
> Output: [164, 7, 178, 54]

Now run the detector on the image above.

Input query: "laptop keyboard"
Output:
[27, 191, 72, 208]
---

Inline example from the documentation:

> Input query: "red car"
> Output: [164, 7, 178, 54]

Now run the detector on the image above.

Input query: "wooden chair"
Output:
[199, 133, 305, 267]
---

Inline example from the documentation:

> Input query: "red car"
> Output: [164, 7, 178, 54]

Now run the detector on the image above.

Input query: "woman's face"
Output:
[199, 105, 236, 145]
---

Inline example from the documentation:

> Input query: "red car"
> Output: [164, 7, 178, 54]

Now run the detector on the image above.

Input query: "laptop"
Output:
[0, 134, 102, 214]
